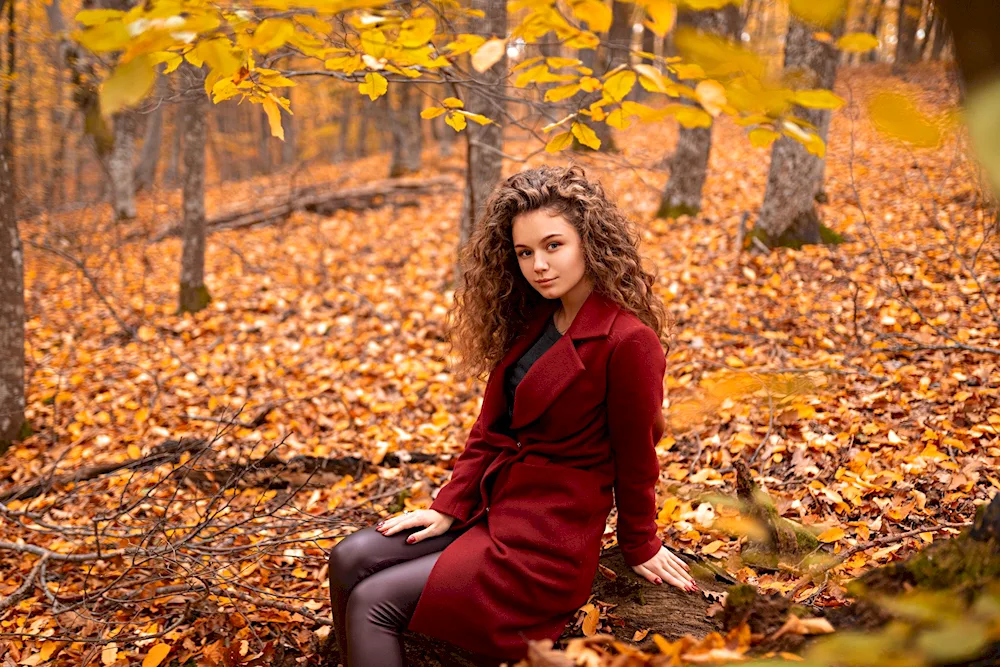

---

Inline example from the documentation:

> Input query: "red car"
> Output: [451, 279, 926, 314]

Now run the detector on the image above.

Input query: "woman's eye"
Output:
[548, 242, 560, 250]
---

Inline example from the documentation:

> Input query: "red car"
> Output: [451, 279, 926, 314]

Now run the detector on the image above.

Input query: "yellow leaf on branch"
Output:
[263, 97, 285, 140]
[358, 72, 388, 101]
[545, 131, 573, 153]
[571, 121, 601, 150]
[100, 54, 156, 116]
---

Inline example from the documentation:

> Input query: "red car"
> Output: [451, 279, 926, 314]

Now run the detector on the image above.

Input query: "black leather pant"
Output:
[327, 524, 463, 667]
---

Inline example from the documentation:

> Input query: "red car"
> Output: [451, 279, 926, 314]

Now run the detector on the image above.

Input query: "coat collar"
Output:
[489, 289, 622, 430]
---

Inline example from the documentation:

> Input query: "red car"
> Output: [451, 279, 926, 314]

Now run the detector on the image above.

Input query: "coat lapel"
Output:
[507, 290, 621, 430]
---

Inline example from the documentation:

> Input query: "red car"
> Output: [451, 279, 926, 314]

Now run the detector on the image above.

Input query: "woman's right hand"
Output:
[376, 509, 455, 544]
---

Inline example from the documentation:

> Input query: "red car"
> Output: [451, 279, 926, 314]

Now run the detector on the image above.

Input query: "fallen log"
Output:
[0, 437, 209, 503]
[152, 176, 457, 241]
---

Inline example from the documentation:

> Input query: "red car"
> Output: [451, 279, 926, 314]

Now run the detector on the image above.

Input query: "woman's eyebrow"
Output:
[514, 233, 563, 249]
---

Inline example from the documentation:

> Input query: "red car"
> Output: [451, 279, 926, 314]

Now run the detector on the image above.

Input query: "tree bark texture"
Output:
[108, 110, 138, 219]
[178, 67, 210, 314]
[134, 75, 166, 193]
[389, 83, 423, 177]
[457, 0, 507, 271]
[573, 0, 633, 153]
[893, 0, 922, 72]
[657, 5, 740, 219]
[281, 89, 296, 166]
[259, 108, 272, 174]
[756, 15, 842, 247]
[935, 0, 1000, 92]
[0, 123, 24, 454]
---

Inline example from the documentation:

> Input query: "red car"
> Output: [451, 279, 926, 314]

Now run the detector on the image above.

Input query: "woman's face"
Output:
[511, 208, 589, 300]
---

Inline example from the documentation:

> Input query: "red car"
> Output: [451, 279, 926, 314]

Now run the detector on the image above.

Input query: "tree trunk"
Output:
[178, 67, 210, 314]
[107, 110, 138, 219]
[865, 0, 887, 63]
[0, 121, 24, 455]
[638, 23, 657, 102]
[389, 84, 423, 177]
[335, 91, 350, 162]
[457, 0, 507, 281]
[755, 15, 843, 248]
[4, 0, 14, 195]
[893, 0, 922, 73]
[134, 75, 166, 193]
[437, 114, 455, 158]
[928, 2, 951, 61]
[573, 1, 632, 153]
[656, 5, 741, 219]
[281, 89, 296, 165]
[258, 108, 272, 174]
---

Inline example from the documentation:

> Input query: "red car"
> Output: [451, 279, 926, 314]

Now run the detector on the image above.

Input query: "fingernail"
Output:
[406, 536, 414, 544]
[654, 577, 662, 584]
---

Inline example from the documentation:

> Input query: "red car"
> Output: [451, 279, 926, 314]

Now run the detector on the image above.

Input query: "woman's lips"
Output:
[536, 278, 556, 285]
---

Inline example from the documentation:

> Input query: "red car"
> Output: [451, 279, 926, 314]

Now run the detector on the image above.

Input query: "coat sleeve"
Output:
[429, 392, 501, 527]
[607, 326, 667, 567]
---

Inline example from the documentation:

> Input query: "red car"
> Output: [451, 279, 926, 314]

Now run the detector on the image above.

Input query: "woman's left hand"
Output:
[631, 545, 698, 592]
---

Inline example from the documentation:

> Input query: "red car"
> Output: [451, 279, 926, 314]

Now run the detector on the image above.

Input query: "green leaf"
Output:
[917, 621, 989, 663]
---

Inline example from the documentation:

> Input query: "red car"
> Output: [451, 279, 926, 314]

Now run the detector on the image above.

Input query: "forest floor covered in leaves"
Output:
[3, 63, 999, 665]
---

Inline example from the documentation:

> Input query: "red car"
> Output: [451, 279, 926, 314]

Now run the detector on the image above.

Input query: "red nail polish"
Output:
[406, 536, 414, 543]
[655, 578, 662, 584]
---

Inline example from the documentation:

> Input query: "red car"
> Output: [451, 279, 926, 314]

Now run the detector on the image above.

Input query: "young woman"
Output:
[327, 165, 697, 666]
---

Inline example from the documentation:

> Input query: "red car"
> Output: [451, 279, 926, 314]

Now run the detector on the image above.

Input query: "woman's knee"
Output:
[327, 526, 386, 588]
[346, 574, 406, 631]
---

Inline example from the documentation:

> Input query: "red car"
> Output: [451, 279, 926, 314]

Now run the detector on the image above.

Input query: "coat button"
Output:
[486, 506, 490, 513]
[516, 441, 521, 448]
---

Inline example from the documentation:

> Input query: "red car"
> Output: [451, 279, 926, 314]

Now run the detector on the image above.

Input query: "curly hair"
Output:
[447, 164, 672, 380]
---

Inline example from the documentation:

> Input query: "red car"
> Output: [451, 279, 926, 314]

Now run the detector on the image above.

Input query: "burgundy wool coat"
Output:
[406, 289, 667, 661]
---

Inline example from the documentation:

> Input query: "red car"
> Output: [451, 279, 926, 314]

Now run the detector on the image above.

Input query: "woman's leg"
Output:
[327, 525, 462, 666]
[345, 550, 442, 667]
